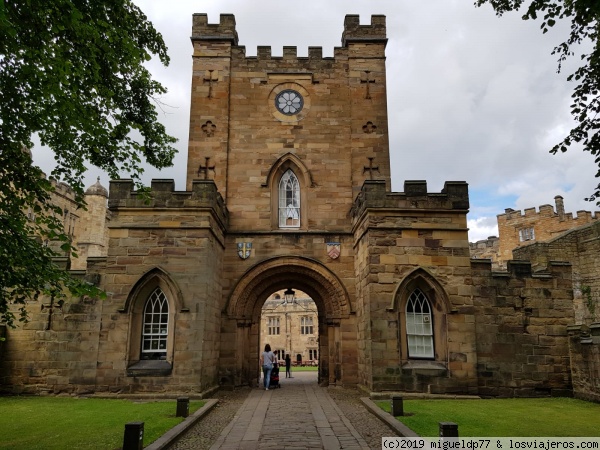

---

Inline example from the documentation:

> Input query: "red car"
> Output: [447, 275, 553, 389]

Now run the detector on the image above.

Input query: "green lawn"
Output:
[0, 397, 205, 450]
[289, 365, 318, 372]
[376, 398, 600, 437]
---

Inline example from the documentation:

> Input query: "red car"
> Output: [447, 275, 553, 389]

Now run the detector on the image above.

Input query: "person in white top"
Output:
[260, 343, 276, 390]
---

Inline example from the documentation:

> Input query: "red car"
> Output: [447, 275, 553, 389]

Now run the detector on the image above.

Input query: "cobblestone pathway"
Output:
[171, 371, 398, 449]
[209, 372, 369, 449]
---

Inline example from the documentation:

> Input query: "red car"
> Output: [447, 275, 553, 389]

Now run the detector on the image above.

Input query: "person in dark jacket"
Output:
[285, 354, 292, 378]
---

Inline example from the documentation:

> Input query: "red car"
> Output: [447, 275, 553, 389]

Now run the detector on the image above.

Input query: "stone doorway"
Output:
[220, 256, 355, 387]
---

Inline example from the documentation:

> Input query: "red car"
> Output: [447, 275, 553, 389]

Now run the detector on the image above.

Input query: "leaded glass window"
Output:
[301, 316, 314, 335]
[405, 289, 434, 358]
[141, 288, 169, 360]
[279, 170, 300, 228]
[268, 317, 280, 335]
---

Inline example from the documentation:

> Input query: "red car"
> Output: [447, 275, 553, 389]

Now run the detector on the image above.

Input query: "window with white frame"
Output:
[141, 288, 169, 360]
[268, 317, 280, 335]
[309, 349, 318, 360]
[405, 288, 434, 358]
[519, 227, 535, 242]
[301, 316, 314, 335]
[279, 169, 300, 228]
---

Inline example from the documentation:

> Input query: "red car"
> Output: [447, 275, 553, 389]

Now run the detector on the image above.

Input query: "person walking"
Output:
[260, 344, 276, 390]
[285, 354, 292, 378]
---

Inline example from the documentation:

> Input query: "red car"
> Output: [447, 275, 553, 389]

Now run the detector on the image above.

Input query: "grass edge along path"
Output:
[375, 398, 600, 437]
[0, 397, 205, 450]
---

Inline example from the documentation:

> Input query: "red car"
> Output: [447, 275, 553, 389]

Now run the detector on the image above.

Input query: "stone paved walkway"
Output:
[209, 371, 370, 449]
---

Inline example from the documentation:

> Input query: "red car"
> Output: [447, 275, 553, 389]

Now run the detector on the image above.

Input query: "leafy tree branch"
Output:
[0, 0, 177, 326]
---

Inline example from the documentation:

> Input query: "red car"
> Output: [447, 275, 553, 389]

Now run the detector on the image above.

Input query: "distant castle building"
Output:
[498, 195, 599, 264]
[470, 196, 600, 271]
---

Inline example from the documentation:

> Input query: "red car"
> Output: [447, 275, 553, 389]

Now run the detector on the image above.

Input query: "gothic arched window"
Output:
[405, 288, 434, 358]
[279, 169, 300, 228]
[141, 288, 169, 360]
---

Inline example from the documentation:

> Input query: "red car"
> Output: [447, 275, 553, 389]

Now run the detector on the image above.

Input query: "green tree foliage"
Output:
[0, 1, 177, 326]
[475, 1, 600, 200]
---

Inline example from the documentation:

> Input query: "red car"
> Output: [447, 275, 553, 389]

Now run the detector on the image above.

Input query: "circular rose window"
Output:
[275, 90, 304, 115]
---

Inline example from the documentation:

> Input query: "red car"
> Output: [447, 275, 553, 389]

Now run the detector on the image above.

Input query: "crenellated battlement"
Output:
[232, 45, 348, 64]
[470, 258, 571, 280]
[191, 14, 386, 63]
[351, 179, 469, 220]
[191, 13, 238, 44]
[108, 179, 229, 226]
[342, 14, 387, 46]
[499, 196, 600, 222]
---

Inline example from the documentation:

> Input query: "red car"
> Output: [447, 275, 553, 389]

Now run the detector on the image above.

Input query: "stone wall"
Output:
[471, 260, 574, 397]
[96, 179, 228, 394]
[351, 180, 478, 393]
[567, 324, 600, 402]
[513, 221, 600, 324]
[0, 265, 103, 395]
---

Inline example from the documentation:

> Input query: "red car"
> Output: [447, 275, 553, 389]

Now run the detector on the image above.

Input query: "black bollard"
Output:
[176, 397, 190, 418]
[123, 421, 144, 450]
[391, 395, 404, 416]
[439, 421, 459, 447]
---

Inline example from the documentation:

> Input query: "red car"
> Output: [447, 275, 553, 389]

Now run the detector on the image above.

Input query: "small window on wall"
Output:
[405, 289, 434, 358]
[279, 169, 300, 228]
[141, 288, 169, 360]
[268, 317, 280, 335]
[519, 227, 535, 242]
[309, 349, 318, 360]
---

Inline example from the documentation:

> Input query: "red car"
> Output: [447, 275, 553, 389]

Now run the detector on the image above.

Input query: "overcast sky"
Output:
[32, 0, 600, 242]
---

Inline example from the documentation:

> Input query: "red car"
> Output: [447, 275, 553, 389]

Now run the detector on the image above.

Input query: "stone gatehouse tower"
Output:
[0, 14, 577, 398]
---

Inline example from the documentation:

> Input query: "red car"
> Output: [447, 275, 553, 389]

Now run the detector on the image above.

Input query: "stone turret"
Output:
[71, 177, 109, 270]
[342, 14, 387, 47]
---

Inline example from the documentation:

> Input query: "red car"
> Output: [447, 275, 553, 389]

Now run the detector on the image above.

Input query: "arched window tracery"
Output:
[141, 287, 169, 360]
[405, 288, 434, 358]
[279, 169, 300, 228]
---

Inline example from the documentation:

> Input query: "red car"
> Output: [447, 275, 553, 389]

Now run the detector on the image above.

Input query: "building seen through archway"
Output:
[259, 289, 319, 368]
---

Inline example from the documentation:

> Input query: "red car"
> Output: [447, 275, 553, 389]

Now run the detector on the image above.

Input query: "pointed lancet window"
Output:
[279, 169, 300, 228]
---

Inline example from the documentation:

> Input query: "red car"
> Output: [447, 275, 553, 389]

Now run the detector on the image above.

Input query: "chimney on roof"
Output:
[555, 195, 565, 220]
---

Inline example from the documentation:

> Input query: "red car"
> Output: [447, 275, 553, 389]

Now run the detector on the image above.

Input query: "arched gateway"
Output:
[219, 256, 355, 387]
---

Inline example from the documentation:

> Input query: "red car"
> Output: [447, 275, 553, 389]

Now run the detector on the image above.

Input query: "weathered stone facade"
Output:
[472, 260, 574, 397]
[510, 220, 600, 402]
[568, 325, 600, 402]
[0, 13, 588, 399]
[469, 236, 499, 266]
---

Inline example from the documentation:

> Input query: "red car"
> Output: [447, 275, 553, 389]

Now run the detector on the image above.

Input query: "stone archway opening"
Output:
[260, 289, 319, 382]
[221, 256, 355, 387]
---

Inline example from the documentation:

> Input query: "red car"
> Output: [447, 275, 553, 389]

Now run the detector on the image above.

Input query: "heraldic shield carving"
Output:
[237, 242, 252, 260]
[326, 242, 341, 259]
